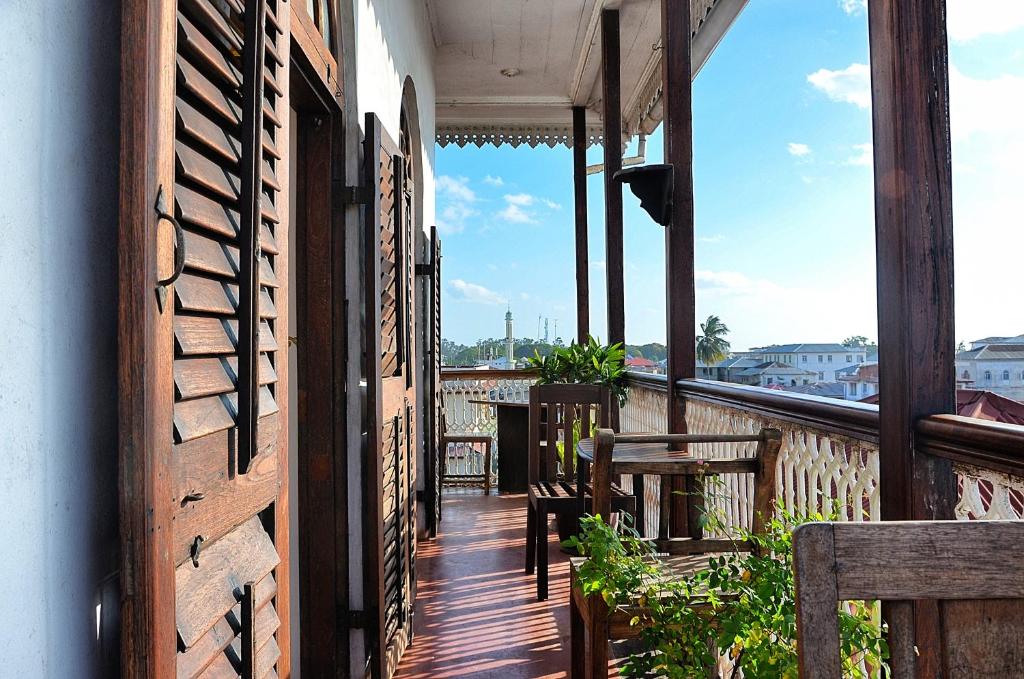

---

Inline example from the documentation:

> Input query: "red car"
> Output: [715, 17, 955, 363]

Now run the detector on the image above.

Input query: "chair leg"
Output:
[525, 501, 537, 575]
[588, 600, 609, 679]
[483, 440, 492, 495]
[536, 507, 549, 601]
[570, 573, 585, 679]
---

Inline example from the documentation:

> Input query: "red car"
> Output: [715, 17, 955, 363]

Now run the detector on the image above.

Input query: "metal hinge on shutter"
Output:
[336, 179, 372, 206]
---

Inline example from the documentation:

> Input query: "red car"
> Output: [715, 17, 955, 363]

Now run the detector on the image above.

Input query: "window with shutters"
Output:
[170, 0, 288, 675]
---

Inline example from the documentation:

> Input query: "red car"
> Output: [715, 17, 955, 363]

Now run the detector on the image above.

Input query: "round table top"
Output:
[576, 436, 694, 464]
[467, 398, 529, 408]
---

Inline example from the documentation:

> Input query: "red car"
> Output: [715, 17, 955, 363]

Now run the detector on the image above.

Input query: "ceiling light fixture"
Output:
[500, 67, 521, 78]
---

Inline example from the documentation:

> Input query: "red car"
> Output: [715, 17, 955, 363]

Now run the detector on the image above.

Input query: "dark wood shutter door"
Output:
[424, 226, 442, 537]
[363, 112, 417, 679]
[120, 1, 290, 676]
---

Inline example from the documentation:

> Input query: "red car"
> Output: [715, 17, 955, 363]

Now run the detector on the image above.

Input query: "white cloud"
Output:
[449, 279, 506, 306]
[498, 193, 538, 223]
[436, 175, 477, 202]
[807, 63, 871, 109]
[483, 175, 505, 186]
[947, 0, 1024, 42]
[838, 0, 866, 15]
[845, 143, 873, 166]
[498, 203, 535, 223]
[696, 270, 788, 297]
[437, 203, 478, 235]
[698, 234, 725, 244]
[949, 65, 1024, 142]
[787, 142, 811, 157]
[504, 193, 535, 206]
[543, 198, 563, 210]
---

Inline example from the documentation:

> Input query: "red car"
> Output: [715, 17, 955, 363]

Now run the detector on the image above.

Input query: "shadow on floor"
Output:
[395, 492, 575, 679]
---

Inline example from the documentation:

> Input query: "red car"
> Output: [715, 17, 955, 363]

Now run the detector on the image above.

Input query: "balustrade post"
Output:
[869, 0, 957, 666]
[662, 0, 697, 538]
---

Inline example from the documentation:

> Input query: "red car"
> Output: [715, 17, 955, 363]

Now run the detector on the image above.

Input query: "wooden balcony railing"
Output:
[439, 368, 538, 481]
[622, 372, 1024, 537]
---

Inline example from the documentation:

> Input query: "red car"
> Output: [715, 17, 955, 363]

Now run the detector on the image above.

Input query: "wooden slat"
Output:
[178, 13, 241, 88]
[262, 98, 281, 128]
[177, 98, 240, 164]
[176, 184, 240, 238]
[176, 574, 277, 679]
[255, 636, 281, 679]
[175, 516, 280, 649]
[261, 159, 280, 191]
[181, 0, 242, 52]
[174, 386, 278, 443]
[262, 128, 280, 159]
[175, 317, 277, 355]
[175, 274, 278, 317]
[177, 141, 240, 201]
[177, 55, 241, 127]
[182, 230, 279, 287]
[175, 354, 277, 400]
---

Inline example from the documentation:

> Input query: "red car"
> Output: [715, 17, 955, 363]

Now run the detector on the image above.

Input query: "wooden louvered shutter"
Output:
[423, 226, 443, 537]
[363, 112, 417, 679]
[120, 1, 290, 677]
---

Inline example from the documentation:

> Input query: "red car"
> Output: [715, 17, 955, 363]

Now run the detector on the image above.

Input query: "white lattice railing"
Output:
[955, 464, 1024, 520]
[621, 376, 1024, 537]
[440, 370, 536, 481]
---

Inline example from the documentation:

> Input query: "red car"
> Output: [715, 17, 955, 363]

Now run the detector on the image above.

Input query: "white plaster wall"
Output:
[353, 0, 436, 230]
[0, 1, 121, 676]
[344, 2, 436, 675]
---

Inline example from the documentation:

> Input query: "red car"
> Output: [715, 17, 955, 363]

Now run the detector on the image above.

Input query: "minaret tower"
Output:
[505, 306, 515, 367]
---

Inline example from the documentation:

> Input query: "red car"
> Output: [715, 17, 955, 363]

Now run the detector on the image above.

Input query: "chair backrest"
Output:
[528, 384, 612, 485]
[589, 429, 782, 547]
[793, 520, 1024, 679]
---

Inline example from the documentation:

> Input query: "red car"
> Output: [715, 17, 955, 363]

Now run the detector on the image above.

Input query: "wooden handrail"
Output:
[440, 368, 539, 380]
[916, 414, 1024, 477]
[625, 374, 1024, 479]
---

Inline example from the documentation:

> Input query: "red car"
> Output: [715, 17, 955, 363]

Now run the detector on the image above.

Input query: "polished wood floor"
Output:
[395, 492, 577, 678]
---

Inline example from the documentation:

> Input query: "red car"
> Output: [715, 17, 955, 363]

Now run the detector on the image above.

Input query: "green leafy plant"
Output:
[570, 508, 889, 679]
[527, 336, 628, 407]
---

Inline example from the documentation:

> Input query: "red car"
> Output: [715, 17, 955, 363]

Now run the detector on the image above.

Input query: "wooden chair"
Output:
[525, 384, 635, 601]
[794, 520, 1024, 679]
[570, 427, 783, 679]
[440, 404, 493, 494]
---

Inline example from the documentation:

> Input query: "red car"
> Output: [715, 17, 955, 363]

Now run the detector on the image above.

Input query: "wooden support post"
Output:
[869, 0, 957, 669]
[662, 0, 697, 537]
[573, 106, 590, 344]
[601, 9, 624, 349]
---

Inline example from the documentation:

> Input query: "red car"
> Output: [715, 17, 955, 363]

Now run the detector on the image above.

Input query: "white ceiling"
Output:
[428, 0, 747, 147]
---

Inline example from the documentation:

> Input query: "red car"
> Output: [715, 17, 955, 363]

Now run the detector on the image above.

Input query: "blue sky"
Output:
[436, 0, 1024, 351]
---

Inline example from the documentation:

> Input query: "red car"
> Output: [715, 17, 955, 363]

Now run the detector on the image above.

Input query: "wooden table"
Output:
[576, 437, 695, 474]
[469, 399, 531, 493]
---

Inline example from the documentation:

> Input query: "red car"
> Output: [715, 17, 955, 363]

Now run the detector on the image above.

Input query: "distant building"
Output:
[861, 389, 1024, 426]
[625, 356, 659, 373]
[778, 382, 847, 399]
[956, 335, 1024, 401]
[730, 361, 819, 388]
[748, 343, 868, 382]
[837, 362, 879, 400]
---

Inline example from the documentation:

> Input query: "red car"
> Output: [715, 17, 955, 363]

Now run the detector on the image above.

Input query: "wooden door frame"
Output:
[288, 11, 352, 676]
[119, 1, 178, 676]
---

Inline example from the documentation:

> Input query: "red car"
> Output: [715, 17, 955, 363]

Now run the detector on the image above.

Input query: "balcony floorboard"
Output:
[396, 491, 625, 678]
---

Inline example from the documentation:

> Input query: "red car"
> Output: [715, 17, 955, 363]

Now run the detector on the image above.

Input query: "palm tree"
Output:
[696, 315, 731, 365]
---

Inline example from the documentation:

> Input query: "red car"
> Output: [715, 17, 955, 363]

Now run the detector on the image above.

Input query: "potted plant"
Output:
[567, 510, 890, 678]
[527, 337, 628, 543]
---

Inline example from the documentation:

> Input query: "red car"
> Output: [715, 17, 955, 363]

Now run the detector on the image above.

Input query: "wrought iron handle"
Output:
[156, 209, 186, 288]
